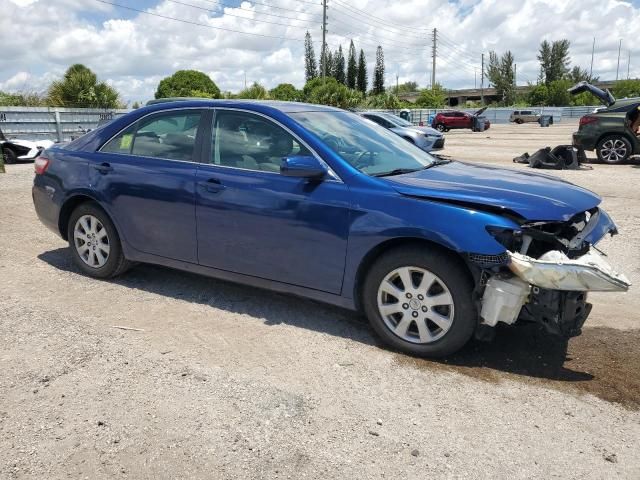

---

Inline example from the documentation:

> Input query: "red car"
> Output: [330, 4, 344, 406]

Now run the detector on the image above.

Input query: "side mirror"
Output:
[280, 155, 327, 179]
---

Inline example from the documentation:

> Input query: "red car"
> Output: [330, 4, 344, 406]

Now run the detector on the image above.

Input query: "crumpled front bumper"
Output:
[508, 249, 631, 292]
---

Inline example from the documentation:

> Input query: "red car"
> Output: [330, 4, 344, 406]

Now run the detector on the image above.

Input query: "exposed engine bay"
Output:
[472, 207, 630, 338]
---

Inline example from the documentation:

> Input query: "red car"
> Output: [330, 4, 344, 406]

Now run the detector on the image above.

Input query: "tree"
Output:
[390, 81, 418, 95]
[155, 70, 220, 99]
[414, 84, 446, 108]
[306, 77, 362, 109]
[546, 79, 572, 106]
[613, 79, 640, 98]
[537, 39, 571, 84]
[333, 46, 346, 84]
[373, 46, 385, 95]
[319, 48, 333, 79]
[47, 64, 121, 108]
[357, 49, 368, 94]
[366, 92, 402, 109]
[567, 66, 598, 84]
[0, 91, 46, 106]
[131, 101, 141, 109]
[304, 31, 318, 82]
[269, 83, 301, 101]
[237, 82, 269, 99]
[487, 51, 516, 105]
[527, 83, 548, 106]
[346, 40, 357, 89]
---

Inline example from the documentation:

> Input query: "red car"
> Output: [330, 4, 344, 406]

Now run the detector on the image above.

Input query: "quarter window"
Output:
[211, 111, 310, 172]
[101, 111, 202, 161]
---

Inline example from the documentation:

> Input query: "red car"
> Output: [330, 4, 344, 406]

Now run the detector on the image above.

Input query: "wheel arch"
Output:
[58, 194, 103, 240]
[352, 237, 474, 312]
[595, 131, 635, 150]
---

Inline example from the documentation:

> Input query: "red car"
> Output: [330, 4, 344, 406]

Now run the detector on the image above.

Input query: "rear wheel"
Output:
[2, 148, 17, 164]
[596, 135, 632, 164]
[362, 247, 476, 357]
[67, 202, 131, 279]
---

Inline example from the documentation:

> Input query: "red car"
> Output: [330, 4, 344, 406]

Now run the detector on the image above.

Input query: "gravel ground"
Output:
[1, 122, 639, 479]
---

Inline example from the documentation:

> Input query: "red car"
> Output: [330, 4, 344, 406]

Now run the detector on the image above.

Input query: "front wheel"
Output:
[435, 123, 446, 132]
[67, 202, 131, 279]
[362, 247, 476, 357]
[596, 135, 632, 164]
[515, 118, 524, 124]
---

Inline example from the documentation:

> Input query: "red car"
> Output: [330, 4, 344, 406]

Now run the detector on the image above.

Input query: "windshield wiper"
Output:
[373, 168, 421, 177]
[423, 158, 452, 169]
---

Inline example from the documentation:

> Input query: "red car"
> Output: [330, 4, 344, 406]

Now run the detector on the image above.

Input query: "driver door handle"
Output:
[199, 178, 226, 193]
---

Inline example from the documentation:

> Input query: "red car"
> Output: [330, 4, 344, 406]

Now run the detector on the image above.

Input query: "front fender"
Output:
[340, 192, 519, 299]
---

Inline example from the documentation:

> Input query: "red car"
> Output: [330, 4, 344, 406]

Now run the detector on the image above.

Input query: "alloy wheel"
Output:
[600, 139, 628, 163]
[74, 214, 110, 268]
[377, 266, 455, 344]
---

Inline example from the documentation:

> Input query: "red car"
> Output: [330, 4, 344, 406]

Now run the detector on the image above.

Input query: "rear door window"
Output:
[101, 110, 203, 162]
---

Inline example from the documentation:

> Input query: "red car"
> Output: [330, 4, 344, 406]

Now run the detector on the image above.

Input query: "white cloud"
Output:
[1, 0, 639, 102]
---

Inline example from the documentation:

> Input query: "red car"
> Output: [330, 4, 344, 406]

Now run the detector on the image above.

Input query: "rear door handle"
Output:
[94, 162, 113, 174]
[199, 178, 225, 193]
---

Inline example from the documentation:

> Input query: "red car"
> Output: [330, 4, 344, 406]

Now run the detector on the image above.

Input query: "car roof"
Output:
[145, 98, 341, 113]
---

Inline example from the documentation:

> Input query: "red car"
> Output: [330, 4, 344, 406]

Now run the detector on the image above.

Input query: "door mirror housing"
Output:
[280, 155, 328, 179]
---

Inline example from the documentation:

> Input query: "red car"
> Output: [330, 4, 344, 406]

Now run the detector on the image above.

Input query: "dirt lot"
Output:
[1, 122, 639, 479]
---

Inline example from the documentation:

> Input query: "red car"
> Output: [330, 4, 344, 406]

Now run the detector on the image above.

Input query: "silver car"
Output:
[361, 112, 445, 152]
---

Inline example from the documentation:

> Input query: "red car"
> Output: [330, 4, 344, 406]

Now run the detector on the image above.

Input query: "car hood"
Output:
[568, 81, 615, 106]
[392, 126, 442, 136]
[383, 161, 601, 221]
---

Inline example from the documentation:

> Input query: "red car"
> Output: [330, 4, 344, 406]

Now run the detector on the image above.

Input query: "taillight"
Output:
[34, 156, 50, 175]
[579, 115, 598, 127]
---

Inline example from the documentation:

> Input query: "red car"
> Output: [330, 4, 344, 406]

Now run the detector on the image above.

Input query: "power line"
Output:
[194, 0, 322, 22]
[330, 3, 428, 41]
[200, 0, 321, 16]
[331, 0, 432, 34]
[94, 0, 312, 41]
[165, 0, 314, 29]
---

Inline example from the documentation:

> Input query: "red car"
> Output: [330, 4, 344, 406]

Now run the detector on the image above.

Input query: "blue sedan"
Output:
[32, 100, 630, 357]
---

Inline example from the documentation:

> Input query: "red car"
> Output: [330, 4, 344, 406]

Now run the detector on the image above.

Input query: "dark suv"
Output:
[431, 107, 490, 132]
[571, 82, 640, 164]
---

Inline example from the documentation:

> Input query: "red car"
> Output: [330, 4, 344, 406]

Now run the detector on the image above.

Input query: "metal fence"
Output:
[370, 106, 599, 126]
[0, 106, 132, 142]
[0, 105, 599, 143]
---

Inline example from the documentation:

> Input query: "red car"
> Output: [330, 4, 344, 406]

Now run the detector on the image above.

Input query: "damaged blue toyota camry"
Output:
[32, 100, 630, 357]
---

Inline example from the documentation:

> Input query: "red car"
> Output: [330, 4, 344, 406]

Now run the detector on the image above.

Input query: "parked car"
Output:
[33, 100, 629, 357]
[431, 107, 490, 132]
[0, 127, 54, 164]
[360, 111, 444, 151]
[570, 81, 640, 164]
[509, 110, 541, 124]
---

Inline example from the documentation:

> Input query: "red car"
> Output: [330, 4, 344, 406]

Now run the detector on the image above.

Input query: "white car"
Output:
[0, 128, 54, 164]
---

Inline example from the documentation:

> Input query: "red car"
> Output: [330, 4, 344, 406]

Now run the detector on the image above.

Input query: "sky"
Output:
[2, 0, 640, 104]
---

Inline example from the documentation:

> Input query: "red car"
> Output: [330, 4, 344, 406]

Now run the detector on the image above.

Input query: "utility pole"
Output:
[616, 39, 622, 81]
[628, 51, 631, 80]
[480, 53, 484, 105]
[431, 28, 437, 89]
[514, 63, 517, 86]
[321, 0, 328, 80]
[396, 72, 399, 93]
[589, 37, 595, 78]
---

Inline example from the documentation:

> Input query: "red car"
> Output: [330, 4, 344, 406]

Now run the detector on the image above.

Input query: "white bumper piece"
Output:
[508, 250, 631, 292]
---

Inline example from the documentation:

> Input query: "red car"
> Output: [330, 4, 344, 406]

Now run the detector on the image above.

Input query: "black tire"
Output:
[362, 246, 476, 357]
[515, 118, 524, 125]
[596, 135, 632, 164]
[67, 202, 131, 279]
[2, 148, 17, 164]
[435, 123, 446, 132]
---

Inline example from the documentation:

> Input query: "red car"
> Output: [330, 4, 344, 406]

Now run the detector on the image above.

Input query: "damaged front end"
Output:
[473, 208, 630, 338]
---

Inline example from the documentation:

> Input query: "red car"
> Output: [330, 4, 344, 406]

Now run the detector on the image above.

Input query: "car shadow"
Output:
[39, 248, 591, 384]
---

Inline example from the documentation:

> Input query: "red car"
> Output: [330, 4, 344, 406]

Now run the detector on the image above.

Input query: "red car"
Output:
[431, 107, 490, 132]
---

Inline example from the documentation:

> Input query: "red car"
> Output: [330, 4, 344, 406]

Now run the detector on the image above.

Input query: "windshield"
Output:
[290, 111, 435, 176]
[379, 113, 413, 127]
